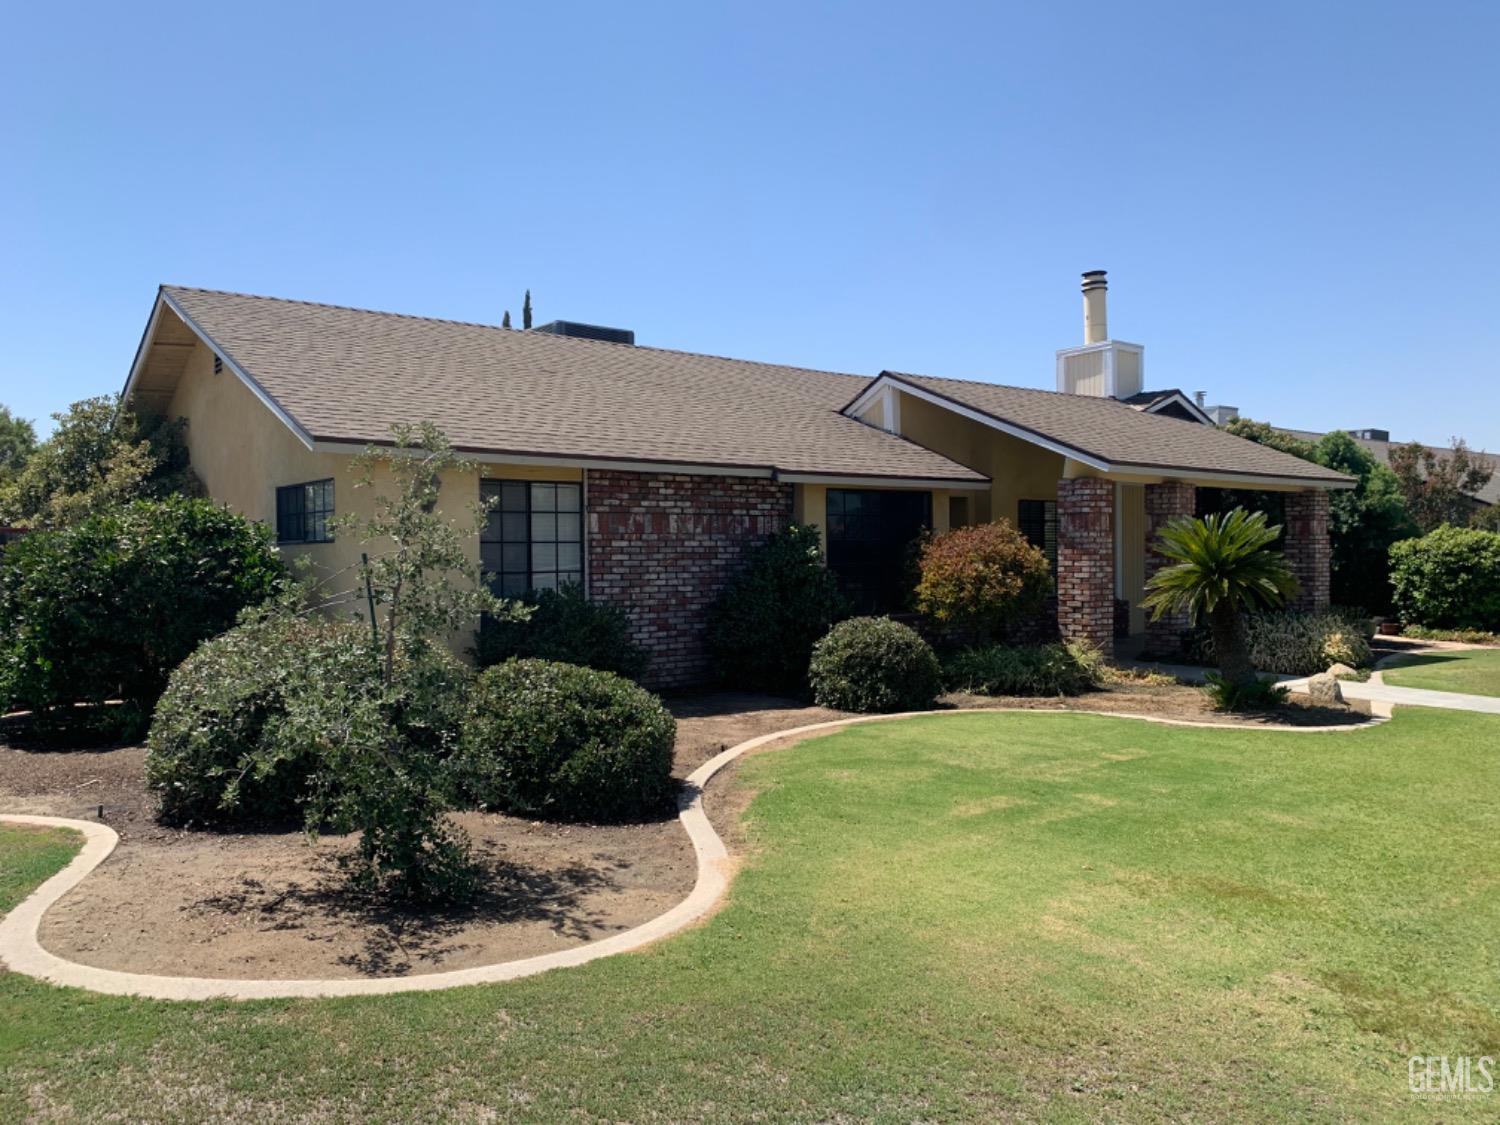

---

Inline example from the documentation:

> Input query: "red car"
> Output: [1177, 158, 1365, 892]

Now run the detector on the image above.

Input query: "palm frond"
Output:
[1142, 508, 1299, 623]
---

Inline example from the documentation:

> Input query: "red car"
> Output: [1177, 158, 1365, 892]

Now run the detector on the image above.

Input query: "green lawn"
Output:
[1384, 648, 1500, 697]
[3, 709, 1499, 1121]
[0, 824, 80, 915]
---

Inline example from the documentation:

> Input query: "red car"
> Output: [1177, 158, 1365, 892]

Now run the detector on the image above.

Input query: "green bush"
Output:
[456, 659, 677, 823]
[0, 497, 285, 731]
[147, 615, 472, 829]
[1203, 672, 1289, 712]
[944, 641, 1104, 697]
[1401, 624, 1500, 646]
[474, 582, 647, 680]
[707, 524, 845, 695]
[1186, 611, 1374, 676]
[1390, 526, 1500, 631]
[807, 617, 941, 713]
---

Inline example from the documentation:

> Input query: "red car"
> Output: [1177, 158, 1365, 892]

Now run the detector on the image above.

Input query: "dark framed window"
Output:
[1017, 499, 1057, 570]
[825, 489, 932, 614]
[276, 479, 334, 544]
[480, 479, 584, 596]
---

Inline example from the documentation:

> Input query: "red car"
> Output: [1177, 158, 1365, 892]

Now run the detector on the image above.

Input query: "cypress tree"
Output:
[501, 310, 512, 329]
[522, 290, 533, 330]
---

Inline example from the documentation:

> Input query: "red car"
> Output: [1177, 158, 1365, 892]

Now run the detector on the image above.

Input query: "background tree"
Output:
[1471, 504, 1500, 532]
[0, 396, 200, 528]
[1311, 431, 1415, 612]
[0, 405, 36, 480]
[502, 310, 512, 328]
[1143, 509, 1298, 691]
[522, 289, 533, 330]
[1389, 439, 1494, 532]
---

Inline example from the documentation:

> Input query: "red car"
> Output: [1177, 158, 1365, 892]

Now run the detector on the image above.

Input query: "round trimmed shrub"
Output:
[807, 617, 942, 713]
[457, 659, 676, 822]
[146, 615, 471, 826]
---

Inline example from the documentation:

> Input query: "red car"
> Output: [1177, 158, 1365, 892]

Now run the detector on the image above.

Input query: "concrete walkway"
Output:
[1281, 675, 1500, 715]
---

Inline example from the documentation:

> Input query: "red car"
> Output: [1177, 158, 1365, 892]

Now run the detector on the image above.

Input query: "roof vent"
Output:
[531, 320, 635, 345]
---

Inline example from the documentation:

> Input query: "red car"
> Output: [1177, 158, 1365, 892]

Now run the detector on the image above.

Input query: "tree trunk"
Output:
[1210, 601, 1257, 688]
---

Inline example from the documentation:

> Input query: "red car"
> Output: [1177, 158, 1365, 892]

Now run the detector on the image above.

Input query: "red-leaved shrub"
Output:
[914, 522, 1052, 640]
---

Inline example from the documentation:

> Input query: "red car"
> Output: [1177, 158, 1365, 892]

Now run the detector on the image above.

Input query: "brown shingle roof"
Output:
[158, 287, 987, 484]
[881, 372, 1352, 485]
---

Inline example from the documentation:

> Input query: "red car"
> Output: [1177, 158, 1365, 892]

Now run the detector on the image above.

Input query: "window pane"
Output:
[558, 542, 581, 570]
[531, 572, 559, 591]
[559, 570, 582, 587]
[556, 484, 581, 512]
[501, 482, 527, 512]
[531, 512, 557, 541]
[483, 508, 503, 542]
[530, 482, 557, 512]
[556, 512, 581, 543]
[501, 573, 528, 596]
[480, 543, 504, 573]
[501, 543, 527, 571]
[502, 513, 527, 541]
[532, 543, 557, 570]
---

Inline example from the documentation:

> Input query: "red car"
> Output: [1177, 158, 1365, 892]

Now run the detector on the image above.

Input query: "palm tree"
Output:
[1142, 508, 1299, 688]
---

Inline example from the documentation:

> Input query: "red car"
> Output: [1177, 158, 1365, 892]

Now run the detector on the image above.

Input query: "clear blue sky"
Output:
[3, 1, 1496, 448]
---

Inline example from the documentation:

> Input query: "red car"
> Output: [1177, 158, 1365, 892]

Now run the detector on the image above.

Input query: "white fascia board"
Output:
[129, 290, 317, 451]
[120, 292, 166, 406]
[866, 374, 1114, 471]
[1107, 464, 1357, 490]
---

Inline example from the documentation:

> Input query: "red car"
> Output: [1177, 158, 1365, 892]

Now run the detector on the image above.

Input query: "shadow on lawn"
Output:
[191, 850, 625, 976]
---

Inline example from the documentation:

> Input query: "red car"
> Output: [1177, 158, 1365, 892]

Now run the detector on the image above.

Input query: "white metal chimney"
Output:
[1056, 269, 1144, 398]
[1082, 270, 1108, 344]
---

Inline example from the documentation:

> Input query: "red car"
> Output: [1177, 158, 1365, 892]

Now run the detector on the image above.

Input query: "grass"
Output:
[1383, 648, 1500, 697]
[3, 708, 1500, 1121]
[0, 824, 79, 914]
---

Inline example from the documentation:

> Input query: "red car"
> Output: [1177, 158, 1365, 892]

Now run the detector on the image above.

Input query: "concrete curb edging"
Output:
[0, 705, 1386, 1002]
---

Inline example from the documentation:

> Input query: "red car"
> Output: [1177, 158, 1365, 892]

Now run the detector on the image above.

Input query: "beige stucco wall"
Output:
[895, 391, 1065, 528]
[1116, 483, 1147, 634]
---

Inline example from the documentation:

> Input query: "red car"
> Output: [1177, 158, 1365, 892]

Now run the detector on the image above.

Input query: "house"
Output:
[121, 273, 1351, 685]
[1279, 427, 1498, 514]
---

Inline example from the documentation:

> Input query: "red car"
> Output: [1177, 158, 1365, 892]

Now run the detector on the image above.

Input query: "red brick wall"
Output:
[1284, 490, 1331, 612]
[586, 470, 794, 687]
[1144, 481, 1197, 653]
[1057, 477, 1115, 656]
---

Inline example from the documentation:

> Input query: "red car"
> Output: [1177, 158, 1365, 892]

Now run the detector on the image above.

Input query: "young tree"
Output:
[0, 405, 36, 479]
[0, 397, 199, 528]
[522, 289, 533, 330]
[501, 310, 512, 328]
[1143, 509, 1298, 690]
[1389, 439, 1494, 533]
[294, 424, 521, 902]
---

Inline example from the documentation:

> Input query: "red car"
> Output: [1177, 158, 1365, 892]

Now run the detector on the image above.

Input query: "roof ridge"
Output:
[887, 369, 1137, 406]
[161, 285, 870, 382]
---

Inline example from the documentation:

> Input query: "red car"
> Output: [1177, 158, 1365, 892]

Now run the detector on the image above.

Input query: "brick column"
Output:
[1284, 490, 1330, 612]
[1056, 477, 1115, 656]
[1144, 481, 1197, 653]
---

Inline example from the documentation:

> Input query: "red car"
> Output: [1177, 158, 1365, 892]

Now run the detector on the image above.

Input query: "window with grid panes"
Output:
[275, 479, 335, 544]
[479, 479, 584, 596]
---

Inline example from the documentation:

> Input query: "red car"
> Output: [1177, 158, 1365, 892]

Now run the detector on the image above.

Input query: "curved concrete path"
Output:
[1282, 650, 1500, 716]
[0, 706, 1387, 1002]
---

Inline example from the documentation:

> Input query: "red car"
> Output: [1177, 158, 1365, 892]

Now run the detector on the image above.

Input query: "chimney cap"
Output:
[1081, 270, 1107, 291]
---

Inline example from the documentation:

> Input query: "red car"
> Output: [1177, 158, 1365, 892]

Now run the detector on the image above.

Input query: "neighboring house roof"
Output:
[1118, 388, 1215, 425]
[1281, 428, 1500, 506]
[127, 287, 989, 488]
[860, 372, 1352, 487]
